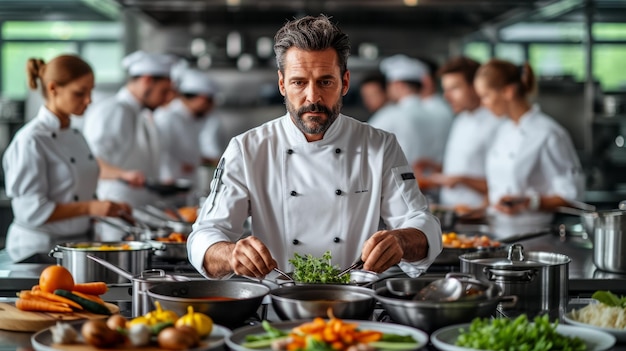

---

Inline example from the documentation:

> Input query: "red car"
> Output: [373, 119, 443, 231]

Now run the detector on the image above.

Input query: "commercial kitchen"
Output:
[0, 0, 625, 350]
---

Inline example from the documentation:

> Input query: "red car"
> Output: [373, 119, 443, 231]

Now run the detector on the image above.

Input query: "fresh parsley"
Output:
[288, 251, 351, 284]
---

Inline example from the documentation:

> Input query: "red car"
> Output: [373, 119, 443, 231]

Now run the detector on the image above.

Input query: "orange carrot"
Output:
[72, 282, 108, 296]
[71, 290, 106, 305]
[15, 298, 72, 313]
[31, 285, 40, 291]
[27, 290, 83, 310]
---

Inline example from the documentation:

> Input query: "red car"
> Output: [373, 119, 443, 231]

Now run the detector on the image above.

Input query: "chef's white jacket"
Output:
[369, 96, 452, 165]
[187, 113, 442, 278]
[153, 98, 208, 183]
[440, 107, 502, 207]
[3, 107, 99, 261]
[486, 105, 584, 235]
[82, 87, 160, 208]
[199, 114, 226, 161]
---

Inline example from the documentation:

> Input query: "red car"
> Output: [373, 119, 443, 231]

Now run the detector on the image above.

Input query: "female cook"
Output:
[2, 55, 133, 262]
[473, 59, 584, 235]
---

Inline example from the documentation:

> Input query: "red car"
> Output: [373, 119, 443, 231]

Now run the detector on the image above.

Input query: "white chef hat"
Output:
[380, 54, 428, 82]
[171, 61, 218, 97]
[122, 50, 175, 78]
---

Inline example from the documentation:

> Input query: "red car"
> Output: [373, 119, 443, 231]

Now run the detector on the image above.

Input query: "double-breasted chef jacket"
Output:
[486, 105, 584, 235]
[187, 113, 443, 278]
[3, 106, 99, 262]
[440, 107, 502, 207]
[83, 87, 161, 208]
[153, 98, 208, 183]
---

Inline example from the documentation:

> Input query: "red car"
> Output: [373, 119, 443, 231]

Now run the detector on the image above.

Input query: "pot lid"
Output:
[465, 244, 569, 268]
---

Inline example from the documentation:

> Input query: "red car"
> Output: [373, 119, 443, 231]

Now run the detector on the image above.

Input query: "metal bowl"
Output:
[147, 280, 270, 328]
[374, 277, 516, 333]
[270, 284, 376, 321]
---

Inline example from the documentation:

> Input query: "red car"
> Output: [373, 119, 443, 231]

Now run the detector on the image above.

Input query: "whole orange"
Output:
[39, 265, 74, 293]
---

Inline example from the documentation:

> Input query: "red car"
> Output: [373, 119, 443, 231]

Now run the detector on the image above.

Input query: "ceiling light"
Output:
[237, 54, 255, 71]
[190, 38, 207, 57]
[256, 37, 273, 59]
[226, 0, 241, 7]
[227, 32, 242, 58]
[403, 0, 418, 7]
[358, 43, 379, 60]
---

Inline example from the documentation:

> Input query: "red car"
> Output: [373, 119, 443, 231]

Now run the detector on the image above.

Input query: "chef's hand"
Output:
[361, 230, 404, 273]
[89, 200, 133, 218]
[495, 195, 529, 215]
[120, 170, 145, 187]
[229, 236, 278, 278]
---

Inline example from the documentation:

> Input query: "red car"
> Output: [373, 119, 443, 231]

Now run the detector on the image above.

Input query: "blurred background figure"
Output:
[359, 71, 390, 116]
[82, 50, 175, 240]
[2, 55, 132, 262]
[369, 54, 429, 166]
[415, 57, 501, 213]
[154, 63, 219, 197]
[474, 59, 585, 237]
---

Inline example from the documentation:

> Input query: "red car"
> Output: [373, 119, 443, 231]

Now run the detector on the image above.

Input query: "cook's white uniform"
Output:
[188, 113, 442, 278]
[83, 87, 161, 208]
[369, 96, 435, 165]
[419, 95, 454, 164]
[199, 115, 226, 161]
[153, 98, 208, 183]
[440, 107, 501, 207]
[486, 105, 584, 236]
[3, 107, 99, 262]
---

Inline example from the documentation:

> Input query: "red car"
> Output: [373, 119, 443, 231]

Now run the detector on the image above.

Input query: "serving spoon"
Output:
[413, 277, 463, 302]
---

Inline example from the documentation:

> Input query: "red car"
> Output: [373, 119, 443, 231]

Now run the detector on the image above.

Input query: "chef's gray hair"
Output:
[273, 14, 351, 77]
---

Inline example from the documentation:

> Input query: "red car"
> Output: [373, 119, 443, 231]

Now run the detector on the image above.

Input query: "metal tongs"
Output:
[337, 258, 365, 278]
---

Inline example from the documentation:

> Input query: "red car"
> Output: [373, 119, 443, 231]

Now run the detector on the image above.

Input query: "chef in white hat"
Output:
[153, 63, 219, 188]
[82, 50, 175, 240]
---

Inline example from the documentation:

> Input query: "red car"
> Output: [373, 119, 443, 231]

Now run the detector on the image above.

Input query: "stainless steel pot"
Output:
[459, 243, 570, 319]
[86, 254, 189, 317]
[580, 209, 626, 273]
[147, 240, 188, 260]
[270, 284, 376, 321]
[49, 241, 155, 284]
[373, 276, 515, 333]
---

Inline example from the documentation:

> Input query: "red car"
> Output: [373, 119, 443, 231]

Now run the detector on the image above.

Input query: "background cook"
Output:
[2, 55, 132, 262]
[82, 51, 175, 240]
[474, 59, 585, 236]
[187, 15, 442, 279]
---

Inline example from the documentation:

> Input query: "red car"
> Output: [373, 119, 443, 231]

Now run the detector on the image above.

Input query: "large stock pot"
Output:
[460, 244, 569, 319]
[580, 209, 626, 273]
[49, 241, 155, 284]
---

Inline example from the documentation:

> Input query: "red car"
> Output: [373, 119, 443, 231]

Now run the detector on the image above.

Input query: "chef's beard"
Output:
[286, 97, 342, 135]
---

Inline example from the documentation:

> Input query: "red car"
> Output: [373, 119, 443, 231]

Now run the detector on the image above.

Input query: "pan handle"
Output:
[48, 246, 63, 260]
[498, 295, 518, 309]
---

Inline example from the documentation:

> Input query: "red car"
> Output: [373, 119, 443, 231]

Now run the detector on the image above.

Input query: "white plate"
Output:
[431, 322, 616, 351]
[226, 320, 428, 351]
[563, 311, 626, 343]
[31, 320, 231, 351]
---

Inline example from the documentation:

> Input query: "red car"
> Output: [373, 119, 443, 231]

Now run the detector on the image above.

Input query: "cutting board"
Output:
[0, 302, 120, 332]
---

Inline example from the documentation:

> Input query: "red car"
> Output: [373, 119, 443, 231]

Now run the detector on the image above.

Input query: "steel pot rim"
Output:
[147, 280, 271, 302]
[52, 241, 155, 251]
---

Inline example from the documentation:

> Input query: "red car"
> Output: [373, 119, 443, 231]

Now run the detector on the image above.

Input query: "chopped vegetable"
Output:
[289, 251, 350, 284]
[72, 282, 108, 296]
[243, 317, 416, 351]
[592, 290, 626, 308]
[456, 314, 586, 351]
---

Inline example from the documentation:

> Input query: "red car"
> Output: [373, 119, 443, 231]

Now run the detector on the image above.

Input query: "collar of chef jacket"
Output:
[36, 106, 64, 130]
[515, 103, 542, 133]
[115, 87, 143, 115]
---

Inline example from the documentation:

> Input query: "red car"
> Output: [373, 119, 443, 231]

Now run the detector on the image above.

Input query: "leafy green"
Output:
[592, 290, 626, 308]
[289, 251, 350, 284]
[456, 314, 587, 351]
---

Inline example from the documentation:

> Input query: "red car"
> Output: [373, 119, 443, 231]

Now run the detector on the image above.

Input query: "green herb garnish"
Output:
[592, 290, 626, 308]
[456, 314, 586, 351]
[289, 251, 350, 284]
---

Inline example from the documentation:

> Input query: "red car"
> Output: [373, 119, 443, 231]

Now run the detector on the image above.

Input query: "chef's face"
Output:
[441, 72, 480, 114]
[142, 77, 173, 111]
[278, 48, 349, 141]
[52, 73, 95, 117]
[474, 77, 507, 117]
[188, 95, 215, 118]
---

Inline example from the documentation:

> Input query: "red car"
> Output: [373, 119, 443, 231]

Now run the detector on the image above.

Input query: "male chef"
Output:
[187, 15, 442, 279]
